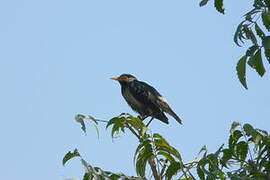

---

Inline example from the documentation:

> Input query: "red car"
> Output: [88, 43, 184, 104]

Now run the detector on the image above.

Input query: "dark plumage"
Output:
[111, 74, 182, 124]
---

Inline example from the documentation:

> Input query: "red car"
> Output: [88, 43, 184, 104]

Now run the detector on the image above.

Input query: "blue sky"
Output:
[0, 0, 269, 180]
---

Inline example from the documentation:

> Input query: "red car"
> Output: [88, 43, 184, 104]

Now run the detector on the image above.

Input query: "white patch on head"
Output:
[158, 96, 169, 104]
[127, 77, 136, 82]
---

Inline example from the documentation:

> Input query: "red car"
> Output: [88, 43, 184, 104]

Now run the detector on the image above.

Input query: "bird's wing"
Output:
[137, 81, 182, 124]
[136, 81, 169, 109]
[129, 81, 162, 111]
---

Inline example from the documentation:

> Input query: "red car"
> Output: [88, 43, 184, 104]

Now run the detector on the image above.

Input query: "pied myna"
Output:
[111, 74, 182, 125]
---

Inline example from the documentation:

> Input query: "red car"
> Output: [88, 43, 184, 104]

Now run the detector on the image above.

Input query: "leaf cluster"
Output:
[200, 0, 270, 89]
[64, 114, 270, 180]
[106, 113, 147, 138]
[134, 133, 184, 179]
[63, 149, 141, 180]
[199, 0, 224, 14]
[196, 122, 270, 179]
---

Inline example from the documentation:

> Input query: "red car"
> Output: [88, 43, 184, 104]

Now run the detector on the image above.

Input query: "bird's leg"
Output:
[146, 117, 154, 127]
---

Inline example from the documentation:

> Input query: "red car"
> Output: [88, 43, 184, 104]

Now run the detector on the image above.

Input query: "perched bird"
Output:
[111, 74, 182, 125]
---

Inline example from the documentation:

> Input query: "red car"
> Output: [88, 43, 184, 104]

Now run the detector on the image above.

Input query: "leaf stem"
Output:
[125, 123, 140, 139]
[126, 118, 161, 180]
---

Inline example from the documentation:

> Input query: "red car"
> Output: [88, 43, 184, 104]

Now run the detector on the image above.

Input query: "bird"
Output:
[110, 74, 182, 125]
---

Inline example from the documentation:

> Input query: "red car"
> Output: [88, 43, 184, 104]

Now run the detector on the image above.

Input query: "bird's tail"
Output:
[167, 109, 182, 124]
[155, 113, 169, 124]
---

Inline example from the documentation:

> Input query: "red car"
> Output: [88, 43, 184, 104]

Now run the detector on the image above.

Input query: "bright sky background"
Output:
[1, 0, 269, 180]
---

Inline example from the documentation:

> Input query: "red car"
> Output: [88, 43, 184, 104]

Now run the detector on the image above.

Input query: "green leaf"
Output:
[136, 152, 153, 178]
[214, 144, 224, 157]
[109, 174, 120, 180]
[249, 49, 265, 76]
[153, 133, 181, 161]
[256, 128, 268, 136]
[246, 45, 259, 57]
[199, 0, 210, 7]
[214, 0, 225, 14]
[165, 161, 181, 180]
[255, 23, 265, 39]
[206, 154, 219, 172]
[254, 0, 266, 8]
[262, 11, 270, 31]
[234, 21, 245, 46]
[243, 124, 255, 135]
[197, 166, 205, 180]
[229, 130, 243, 151]
[262, 36, 270, 49]
[233, 130, 243, 141]
[83, 173, 91, 180]
[254, 134, 262, 145]
[230, 122, 241, 134]
[236, 141, 248, 163]
[112, 121, 125, 138]
[244, 8, 261, 22]
[106, 116, 126, 138]
[198, 145, 208, 157]
[135, 143, 151, 164]
[134, 137, 154, 178]
[263, 0, 270, 9]
[75, 114, 100, 137]
[157, 151, 175, 163]
[265, 48, 270, 63]
[221, 149, 233, 168]
[106, 117, 122, 128]
[236, 55, 248, 89]
[126, 116, 147, 132]
[242, 25, 257, 45]
[75, 114, 87, 134]
[62, 149, 80, 166]
[134, 139, 151, 164]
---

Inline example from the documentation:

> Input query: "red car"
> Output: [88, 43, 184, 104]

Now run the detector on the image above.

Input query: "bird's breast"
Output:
[122, 87, 145, 114]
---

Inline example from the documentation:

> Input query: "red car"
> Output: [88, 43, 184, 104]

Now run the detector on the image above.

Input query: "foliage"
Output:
[63, 148, 141, 180]
[63, 114, 270, 180]
[196, 122, 270, 179]
[200, 0, 270, 89]
[134, 133, 184, 179]
[62, 2, 270, 179]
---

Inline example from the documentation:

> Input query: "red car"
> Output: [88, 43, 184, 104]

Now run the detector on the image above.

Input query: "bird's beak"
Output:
[110, 77, 118, 81]
[110, 77, 123, 81]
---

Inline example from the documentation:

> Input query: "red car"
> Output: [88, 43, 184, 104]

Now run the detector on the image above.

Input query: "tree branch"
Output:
[125, 123, 140, 139]
[148, 157, 161, 180]
[126, 120, 161, 180]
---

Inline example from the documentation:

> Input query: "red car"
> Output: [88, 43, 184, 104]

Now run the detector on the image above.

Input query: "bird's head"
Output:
[110, 74, 137, 85]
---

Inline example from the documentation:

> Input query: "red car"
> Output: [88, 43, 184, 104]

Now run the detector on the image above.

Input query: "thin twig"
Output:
[160, 159, 168, 177]
[151, 133, 161, 175]
[148, 132, 161, 180]
[182, 167, 189, 179]
[125, 119, 161, 180]
[93, 119, 109, 123]
[148, 157, 161, 180]
[125, 123, 140, 139]
[83, 116, 109, 123]
[185, 166, 196, 180]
